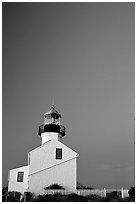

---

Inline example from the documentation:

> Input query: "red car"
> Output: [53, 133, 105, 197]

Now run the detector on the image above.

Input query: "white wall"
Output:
[41, 132, 62, 144]
[8, 166, 29, 194]
[29, 139, 78, 175]
[29, 158, 77, 195]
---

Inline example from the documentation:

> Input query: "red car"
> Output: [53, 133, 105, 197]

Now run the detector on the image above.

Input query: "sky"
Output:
[2, 2, 134, 189]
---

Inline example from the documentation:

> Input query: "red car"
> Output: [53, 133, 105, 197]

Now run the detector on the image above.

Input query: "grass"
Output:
[30, 192, 134, 202]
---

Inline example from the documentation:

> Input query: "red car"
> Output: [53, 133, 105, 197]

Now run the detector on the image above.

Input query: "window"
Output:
[17, 172, 24, 182]
[56, 148, 62, 159]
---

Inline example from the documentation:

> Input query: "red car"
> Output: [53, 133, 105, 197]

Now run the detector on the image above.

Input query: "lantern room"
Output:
[38, 106, 65, 138]
[44, 106, 61, 125]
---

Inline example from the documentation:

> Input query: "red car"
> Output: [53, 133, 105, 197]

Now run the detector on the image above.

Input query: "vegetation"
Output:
[2, 187, 8, 195]
[2, 191, 22, 202]
[128, 186, 135, 202]
[2, 186, 135, 202]
[29, 192, 134, 202]
[77, 185, 94, 190]
[29, 190, 135, 202]
[2, 187, 8, 202]
[44, 184, 65, 190]
[31, 193, 88, 202]
[77, 182, 94, 189]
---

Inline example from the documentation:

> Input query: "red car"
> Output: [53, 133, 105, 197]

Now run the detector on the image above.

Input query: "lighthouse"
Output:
[8, 106, 79, 195]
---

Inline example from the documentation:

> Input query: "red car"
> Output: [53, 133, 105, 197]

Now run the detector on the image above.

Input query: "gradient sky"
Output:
[2, 2, 134, 188]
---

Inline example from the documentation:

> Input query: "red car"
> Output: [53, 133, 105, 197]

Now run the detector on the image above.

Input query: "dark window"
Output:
[56, 148, 62, 159]
[17, 172, 24, 182]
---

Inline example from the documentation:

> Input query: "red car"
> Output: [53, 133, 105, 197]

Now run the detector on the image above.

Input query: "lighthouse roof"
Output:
[44, 106, 61, 117]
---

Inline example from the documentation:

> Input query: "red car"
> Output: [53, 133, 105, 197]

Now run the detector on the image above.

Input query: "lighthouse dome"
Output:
[44, 106, 61, 119]
[43, 106, 61, 125]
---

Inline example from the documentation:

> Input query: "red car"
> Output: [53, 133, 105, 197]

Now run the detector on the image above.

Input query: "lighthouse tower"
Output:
[38, 106, 65, 144]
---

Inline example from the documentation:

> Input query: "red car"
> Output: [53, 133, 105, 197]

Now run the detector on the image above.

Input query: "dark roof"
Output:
[44, 106, 61, 117]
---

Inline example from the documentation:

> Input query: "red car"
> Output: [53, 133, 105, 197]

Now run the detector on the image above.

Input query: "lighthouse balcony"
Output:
[38, 124, 65, 137]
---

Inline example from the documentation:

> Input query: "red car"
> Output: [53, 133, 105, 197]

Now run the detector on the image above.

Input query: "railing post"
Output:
[121, 188, 124, 199]
[104, 188, 106, 197]
[24, 192, 26, 202]
[78, 190, 80, 195]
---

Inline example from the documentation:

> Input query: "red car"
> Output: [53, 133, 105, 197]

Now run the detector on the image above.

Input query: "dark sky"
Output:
[2, 2, 134, 188]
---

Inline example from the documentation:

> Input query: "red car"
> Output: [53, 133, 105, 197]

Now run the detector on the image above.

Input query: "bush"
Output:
[77, 182, 94, 189]
[45, 183, 65, 190]
[106, 191, 122, 202]
[31, 194, 59, 202]
[66, 193, 88, 201]
[2, 187, 8, 195]
[31, 193, 88, 202]
[83, 186, 94, 189]
[5, 191, 22, 202]
[2, 187, 8, 202]
[128, 187, 135, 201]
[85, 194, 104, 201]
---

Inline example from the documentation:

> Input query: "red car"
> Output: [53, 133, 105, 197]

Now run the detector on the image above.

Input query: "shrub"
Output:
[83, 186, 94, 189]
[2, 187, 8, 195]
[5, 191, 22, 202]
[31, 194, 59, 202]
[2, 187, 8, 202]
[106, 191, 122, 202]
[77, 182, 94, 189]
[67, 193, 88, 201]
[31, 193, 88, 202]
[45, 183, 65, 190]
[85, 194, 103, 201]
[128, 187, 135, 201]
